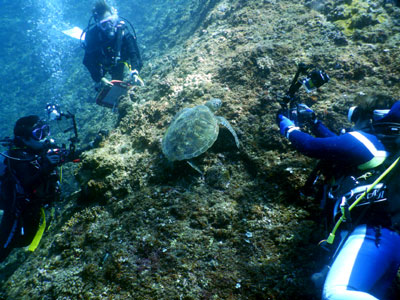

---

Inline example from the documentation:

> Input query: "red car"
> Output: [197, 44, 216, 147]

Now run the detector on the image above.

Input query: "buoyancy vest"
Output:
[323, 153, 400, 245]
[328, 166, 390, 224]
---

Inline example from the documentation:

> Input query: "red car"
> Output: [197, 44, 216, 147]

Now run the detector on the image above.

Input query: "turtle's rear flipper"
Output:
[187, 160, 204, 176]
[217, 116, 240, 148]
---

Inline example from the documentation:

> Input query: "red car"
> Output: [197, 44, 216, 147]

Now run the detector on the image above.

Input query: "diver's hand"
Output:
[278, 115, 299, 138]
[101, 77, 113, 87]
[40, 150, 61, 174]
[95, 78, 113, 91]
[130, 69, 144, 86]
[297, 104, 317, 125]
[46, 150, 61, 165]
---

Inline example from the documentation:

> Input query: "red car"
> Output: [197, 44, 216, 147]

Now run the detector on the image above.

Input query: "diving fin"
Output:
[62, 27, 85, 40]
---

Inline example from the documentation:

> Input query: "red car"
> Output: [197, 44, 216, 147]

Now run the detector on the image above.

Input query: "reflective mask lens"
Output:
[32, 125, 50, 141]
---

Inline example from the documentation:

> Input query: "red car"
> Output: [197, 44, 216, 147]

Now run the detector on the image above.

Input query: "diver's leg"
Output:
[110, 63, 125, 81]
[0, 211, 18, 262]
[322, 224, 400, 300]
[13, 208, 41, 247]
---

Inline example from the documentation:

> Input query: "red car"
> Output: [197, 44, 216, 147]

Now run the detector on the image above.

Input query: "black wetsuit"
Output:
[0, 146, 59, 262]
[83, 22, 142, 83]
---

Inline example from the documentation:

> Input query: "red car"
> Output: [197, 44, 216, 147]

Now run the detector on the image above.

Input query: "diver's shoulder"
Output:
[84, 27, 102, 51]
[347, 130, 384, 144]
[86, 26, 100, 39]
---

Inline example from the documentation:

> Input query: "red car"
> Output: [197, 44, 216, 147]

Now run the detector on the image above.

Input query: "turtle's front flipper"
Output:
[217, 116, 240, 148]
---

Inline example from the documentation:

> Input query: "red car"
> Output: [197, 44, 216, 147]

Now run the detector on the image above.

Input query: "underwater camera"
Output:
[279, 63, 329, 127]
[46, 103, 62, 121]
[45, 103, 79, 145]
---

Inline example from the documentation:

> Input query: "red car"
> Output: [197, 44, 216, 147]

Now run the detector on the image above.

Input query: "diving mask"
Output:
[31, 124, 50, 141]
[98, 14, 118, 31]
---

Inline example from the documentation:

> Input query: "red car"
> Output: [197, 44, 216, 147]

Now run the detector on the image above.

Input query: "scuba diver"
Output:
[0, 113, 103, 262]
[83, 0, 143, 89]
[278, 94, 400, 300]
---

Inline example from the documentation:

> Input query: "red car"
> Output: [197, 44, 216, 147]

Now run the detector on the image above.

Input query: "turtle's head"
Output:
[205, 98, 222, 112]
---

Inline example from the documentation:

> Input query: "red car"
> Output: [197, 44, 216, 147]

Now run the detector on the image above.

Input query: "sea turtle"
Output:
[162, 98, 240, 173]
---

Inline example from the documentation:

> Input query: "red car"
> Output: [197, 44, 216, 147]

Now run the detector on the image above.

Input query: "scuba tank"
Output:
[114, 21, 125, 65]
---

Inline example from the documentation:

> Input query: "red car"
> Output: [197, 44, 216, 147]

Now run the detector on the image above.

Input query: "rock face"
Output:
[1, 0, 400, 299]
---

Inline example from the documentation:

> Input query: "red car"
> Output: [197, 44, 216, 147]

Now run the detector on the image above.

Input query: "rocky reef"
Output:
[1, 0, 400, 299]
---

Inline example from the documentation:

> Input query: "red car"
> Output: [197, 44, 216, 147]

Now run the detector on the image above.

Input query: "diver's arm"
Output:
[288, 130, 345, 159]
[82, 28, 104, 83]
[65, 132, 105, 162]
[124, 33, 143, 72]
[9, 157, 55, 192]
[83, 52, 103, 83]
[288, 130, 387, 167]
[312, 120, 337, 138]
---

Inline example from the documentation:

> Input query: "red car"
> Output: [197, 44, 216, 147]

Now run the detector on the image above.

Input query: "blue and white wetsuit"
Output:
[323, 225, 400, 300]
[288, 121, 388, 170]
[287, 121, 400, 300]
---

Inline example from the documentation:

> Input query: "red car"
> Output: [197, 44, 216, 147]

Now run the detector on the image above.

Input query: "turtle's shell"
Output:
[162, 105, 219, 161]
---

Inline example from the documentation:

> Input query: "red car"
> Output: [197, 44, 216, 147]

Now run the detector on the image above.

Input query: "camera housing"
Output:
[279, 63, 329, 127]
[303, 69, 330, 93]
[47, 145, 69, 164]
[288, 103, 316, 127]
[46, 103, 62, 121]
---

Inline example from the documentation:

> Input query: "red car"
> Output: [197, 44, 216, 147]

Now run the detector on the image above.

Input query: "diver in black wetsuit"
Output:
[0, 115, 102, 262]
[83, 0, 143, 89]
[0, 115, 61, 262]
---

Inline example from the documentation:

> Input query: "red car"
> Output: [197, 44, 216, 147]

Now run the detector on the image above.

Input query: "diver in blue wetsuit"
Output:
[278, 95, 400, 300]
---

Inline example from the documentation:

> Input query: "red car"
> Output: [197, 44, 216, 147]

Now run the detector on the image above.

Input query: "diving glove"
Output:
[278, 115, 299, 138]
[130, 69, 144, 86]
[95, 77, 113, 91]
[101, 77, 113, 87]
[46, 151, 61, 165]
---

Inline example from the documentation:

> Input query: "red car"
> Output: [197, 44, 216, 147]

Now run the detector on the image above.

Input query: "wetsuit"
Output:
[0, 146, 59, 262]
[286, 121, 400, 300]
[83, 22, 142, 83]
